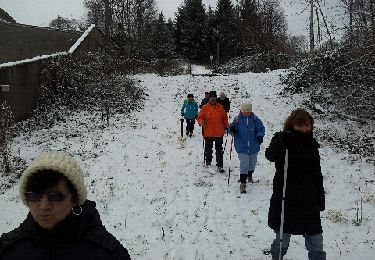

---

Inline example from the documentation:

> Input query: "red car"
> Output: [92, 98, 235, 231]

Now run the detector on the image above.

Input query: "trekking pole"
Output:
[227, 134, 234, 186]
[223, 128, 229, 153]
[278, 149, 289, 260]
[180, 117, 184, 137]
[202, 125, 206, 165]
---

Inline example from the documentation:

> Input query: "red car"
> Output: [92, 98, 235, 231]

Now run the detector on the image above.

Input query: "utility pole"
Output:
[309, 0, 315, 54]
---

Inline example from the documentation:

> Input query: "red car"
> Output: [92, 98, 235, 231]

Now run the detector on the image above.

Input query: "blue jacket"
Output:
[229, 113, 265, 154]
[181, 99, 198, 120]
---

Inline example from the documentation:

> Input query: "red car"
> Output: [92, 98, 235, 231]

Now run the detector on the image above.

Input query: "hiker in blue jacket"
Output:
[181, 94, 198, 137]
[229, 101, 265, 194]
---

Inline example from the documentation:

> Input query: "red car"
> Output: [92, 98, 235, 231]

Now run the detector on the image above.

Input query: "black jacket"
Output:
[199, 98, 209, 109]
[217, 97, 230, 112]
[0, 200, 131, 260]
[265, 130, 325, 235]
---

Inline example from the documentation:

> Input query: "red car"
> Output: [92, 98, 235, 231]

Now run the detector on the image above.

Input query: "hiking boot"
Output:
[205, 161, 211, 167]
[247, 171, 254, 183]
[240, 183, 246, 194]
[217, 166, 225, 173]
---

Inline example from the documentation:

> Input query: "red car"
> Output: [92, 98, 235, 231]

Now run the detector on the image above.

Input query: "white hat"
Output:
[240, 102, 252, 113]
[19, 152, 87, 205]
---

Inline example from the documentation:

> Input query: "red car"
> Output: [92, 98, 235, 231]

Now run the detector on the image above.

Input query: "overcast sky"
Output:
[0, 0, 345, 38]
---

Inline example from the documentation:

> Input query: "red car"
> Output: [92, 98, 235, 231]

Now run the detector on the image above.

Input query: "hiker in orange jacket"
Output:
[197, 91, 229, 172]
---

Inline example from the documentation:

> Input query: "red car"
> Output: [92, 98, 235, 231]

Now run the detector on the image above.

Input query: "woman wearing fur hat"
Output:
[0, 152, 131, 259]
[266, 109, 326, 260]
[229, 101, 265, 194]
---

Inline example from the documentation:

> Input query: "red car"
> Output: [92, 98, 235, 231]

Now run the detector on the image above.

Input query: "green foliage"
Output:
[216, 52, 291, 73]
[37, 51, 145, 128]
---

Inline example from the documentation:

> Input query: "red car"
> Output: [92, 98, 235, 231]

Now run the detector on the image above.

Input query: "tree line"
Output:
[57, 0, 297, 65]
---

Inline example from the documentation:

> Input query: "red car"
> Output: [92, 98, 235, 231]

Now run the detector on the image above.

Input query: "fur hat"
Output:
[240, 102, 252, 113]
[19, 152, 87, 205]
[208, 91, 217, 98]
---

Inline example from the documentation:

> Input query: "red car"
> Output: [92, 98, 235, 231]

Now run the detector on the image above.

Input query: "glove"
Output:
[181, 113, 184, 117]
[257, 136, 263, 144]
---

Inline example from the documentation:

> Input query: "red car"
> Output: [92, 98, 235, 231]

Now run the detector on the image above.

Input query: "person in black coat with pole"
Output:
[217, 91, 230, 113]
[0, 152, 131, 260]
[265, 109, 326, 260]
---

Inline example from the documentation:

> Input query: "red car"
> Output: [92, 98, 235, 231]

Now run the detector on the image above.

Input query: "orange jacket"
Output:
[197, 103, 229, 137]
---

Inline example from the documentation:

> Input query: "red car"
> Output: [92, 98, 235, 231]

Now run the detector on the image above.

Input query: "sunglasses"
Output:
[25, 191, 68, 202]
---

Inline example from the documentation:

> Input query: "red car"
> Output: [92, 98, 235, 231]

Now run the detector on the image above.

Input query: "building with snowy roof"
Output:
[0, 21, 105, 121]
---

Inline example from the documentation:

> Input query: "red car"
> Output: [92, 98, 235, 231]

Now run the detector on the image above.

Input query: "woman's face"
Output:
[28, 179, 74, 229]
[293, 122, 312, 133]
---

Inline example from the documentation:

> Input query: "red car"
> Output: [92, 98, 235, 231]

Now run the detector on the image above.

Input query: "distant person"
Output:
[217, 91, 231, 113]
[197, 91, 229, 172]
[229, 101, 265, 194]
[181, 94, 198, 137]
[265, 109, 326, 260]
[0, 152, 131, 260]
[199, 92, 209, 109]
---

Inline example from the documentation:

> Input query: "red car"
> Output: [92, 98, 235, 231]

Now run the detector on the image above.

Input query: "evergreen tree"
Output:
[240, 0, 262, 55]
[214, 0, 240, 62]
[175, 0, 206, 61]
[203, 6, 217, 62]
[151, 13, 176, 59]
[258, 0, 288, 52]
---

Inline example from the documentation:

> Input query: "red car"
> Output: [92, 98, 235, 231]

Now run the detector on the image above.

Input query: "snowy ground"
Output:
[1, 66, 374, 259]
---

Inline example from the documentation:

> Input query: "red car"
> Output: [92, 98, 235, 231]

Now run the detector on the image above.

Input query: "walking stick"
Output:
[223, 129, 229, 153]
[227, 134, 234, 186]
[180, 117, 184, 137]
[278, 149, 289, 260]
[202, 125, 206, 165]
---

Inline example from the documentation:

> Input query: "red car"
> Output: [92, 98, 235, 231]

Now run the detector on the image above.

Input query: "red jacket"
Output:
[197, 103, 229, 137]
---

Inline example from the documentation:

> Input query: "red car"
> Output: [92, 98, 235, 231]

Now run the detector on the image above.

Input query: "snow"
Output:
[68, 24, 96, 54]
[0, 67, 374, 259]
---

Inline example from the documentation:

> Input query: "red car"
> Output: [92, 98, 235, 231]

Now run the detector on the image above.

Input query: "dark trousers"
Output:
[204, 137, 223, 167]
[185, 119, 195, 134]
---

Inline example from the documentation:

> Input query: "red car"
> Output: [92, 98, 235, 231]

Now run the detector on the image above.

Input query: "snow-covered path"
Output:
[1, 68, 374, 259]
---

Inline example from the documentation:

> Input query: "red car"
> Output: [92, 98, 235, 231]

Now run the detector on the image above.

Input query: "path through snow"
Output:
[0, 68, 374, 259]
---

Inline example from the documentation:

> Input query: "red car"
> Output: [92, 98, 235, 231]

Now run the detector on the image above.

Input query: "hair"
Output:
[283, 109, 314, 131]
[26, 170, 79, 203]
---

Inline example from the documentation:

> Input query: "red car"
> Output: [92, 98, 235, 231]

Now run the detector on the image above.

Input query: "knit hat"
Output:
[208, 91, 217, 98]
[240, 102, 252, 113]
[19, 152, 87, 205]
[187, 94, 194, 98]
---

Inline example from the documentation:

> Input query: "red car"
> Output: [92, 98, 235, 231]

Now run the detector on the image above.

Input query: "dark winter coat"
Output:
[217, 97, 230, 112]
[265, 130, 325, 235]
[0, 200, 131, 260]
[199, 98, 209, 109]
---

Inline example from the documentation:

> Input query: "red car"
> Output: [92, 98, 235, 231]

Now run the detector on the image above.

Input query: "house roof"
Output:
[0, 21, 97, 68]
